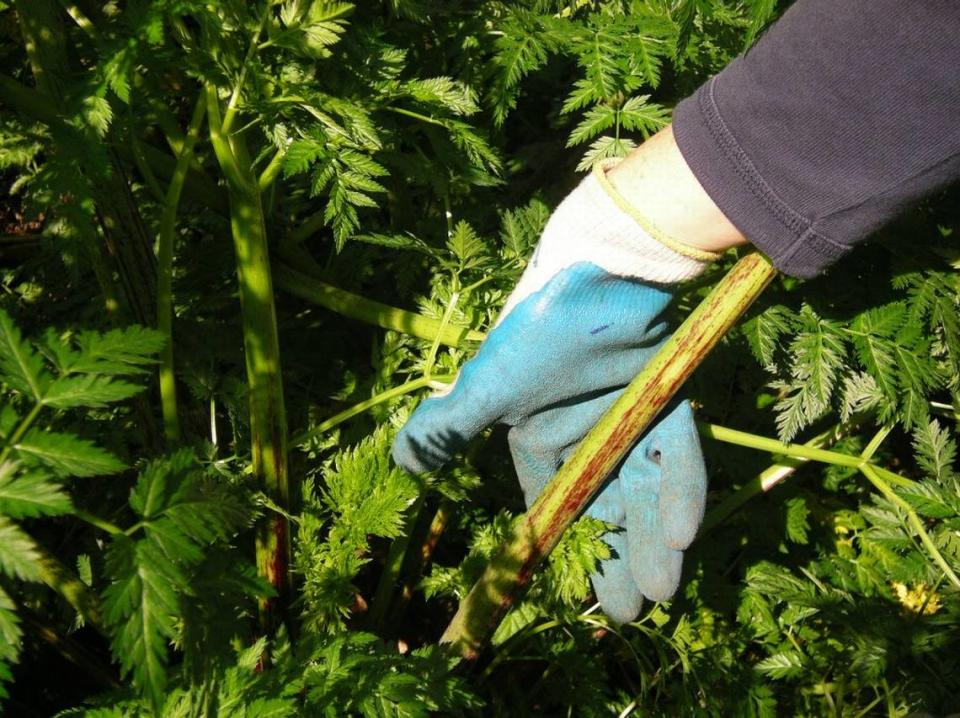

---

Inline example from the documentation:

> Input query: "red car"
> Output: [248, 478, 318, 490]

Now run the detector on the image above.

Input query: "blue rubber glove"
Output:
[393, 161, 716, 623]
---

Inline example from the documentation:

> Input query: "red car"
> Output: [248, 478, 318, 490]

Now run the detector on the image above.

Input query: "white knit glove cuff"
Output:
[498, 158, 719, 319]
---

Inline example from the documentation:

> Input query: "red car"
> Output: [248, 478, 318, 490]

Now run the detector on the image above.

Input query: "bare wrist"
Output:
[605, 125, 748, 253]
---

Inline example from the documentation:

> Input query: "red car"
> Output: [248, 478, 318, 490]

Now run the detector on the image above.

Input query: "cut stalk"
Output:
[440, 252, 777, 658]
[157, 93, 207, 442]
[389, 498, 454, 627]
[206, 84, 292, 630]
[368, 493, 427, 630]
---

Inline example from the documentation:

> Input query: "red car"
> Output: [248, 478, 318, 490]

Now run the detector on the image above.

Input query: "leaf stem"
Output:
[157, 92, 207, 443]
[698, 423, 847, 536]
[368, 493, 427, 630]
[700, 422, 919, 489]
[859, 463, 960, 589]
[59, 2, 97, 38]
[388, 106, 447, 127]
[33, 541, 104, 632]
[424, 291, 460, 378]
[17, 602, 117, 687]
[74, 509, 124, 536]
[388, 498, 454, 627]
[698, 422, 865, 469]
[273, 262, 485, 347]
[292, 374, 455, 446]
[221, 5, 270, 135]
[0, 403, 43, 465]
[258, 146, 286, 192]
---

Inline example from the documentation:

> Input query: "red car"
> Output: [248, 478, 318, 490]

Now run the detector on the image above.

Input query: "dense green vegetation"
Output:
[0, 1, 958, 715]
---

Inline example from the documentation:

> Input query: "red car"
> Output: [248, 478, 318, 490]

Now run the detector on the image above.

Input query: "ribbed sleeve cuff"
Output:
[672, 77, 850, 279]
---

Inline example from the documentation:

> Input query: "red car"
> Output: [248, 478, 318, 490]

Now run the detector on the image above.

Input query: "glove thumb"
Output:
[392, 358, 509, 474]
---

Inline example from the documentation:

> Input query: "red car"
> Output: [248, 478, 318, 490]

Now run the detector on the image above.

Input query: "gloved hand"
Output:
[392, 159, 717, 623]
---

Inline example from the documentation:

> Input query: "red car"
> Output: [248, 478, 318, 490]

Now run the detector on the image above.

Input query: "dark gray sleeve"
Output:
[672, 0, 960, 278]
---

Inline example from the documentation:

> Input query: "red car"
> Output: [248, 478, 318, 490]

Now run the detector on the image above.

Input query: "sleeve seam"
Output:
[696, 77, 850, 269]
[698, 78, 810, 234]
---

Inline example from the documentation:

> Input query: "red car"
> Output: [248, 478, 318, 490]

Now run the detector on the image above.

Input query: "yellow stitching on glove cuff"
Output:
[593, 158, 721, 264]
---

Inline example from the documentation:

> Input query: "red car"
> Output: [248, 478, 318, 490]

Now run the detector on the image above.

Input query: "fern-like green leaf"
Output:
[0, 466, 72, 518]
[0, 517, 41, 581]
[499, 199, 550, 260]
[784, 497, 810, 545]
[102, 536, 179, 710]
[446, 221, 488, 273]
[43, 374, 143, 409]
[488, 10, 556, 125]
[911, 419, 958, 486]
[617, 95, 670, 137]
[15, 428, 125, 478]
[774, 309, 848, 441]
[849, 302, 905, 417]
[755, 651, 804, 680]
[544, 516, 610, 605]
[72, 326, 166, 373]
[840, 371, 884, 422]
[575, 135, 635, 172]
[404, 77, 479, 116]
[0, 586, 20, 699]
[744, 304, 796, 369]
[0, 308, 49, 401]
[566, 104, 617, 147]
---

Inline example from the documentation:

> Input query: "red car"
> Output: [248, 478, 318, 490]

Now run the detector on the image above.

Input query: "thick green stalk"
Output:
[157, 94, 207, 442]
[440, 252, 778, 658]
[273, 262, 485, 347]
[206, 84, 292, 628]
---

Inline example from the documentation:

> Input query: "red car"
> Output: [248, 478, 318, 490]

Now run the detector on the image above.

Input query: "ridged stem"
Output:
[440, 252, 777, 658]
[206, 83, 292, 630]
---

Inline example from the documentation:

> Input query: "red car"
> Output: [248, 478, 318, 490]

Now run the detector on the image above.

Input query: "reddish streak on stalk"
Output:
[440, 252, 777, 659]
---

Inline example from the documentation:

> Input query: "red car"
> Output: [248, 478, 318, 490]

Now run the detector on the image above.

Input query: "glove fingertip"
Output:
[661, 501, 705, 550]
[391, 428, 447, 474]
[591, 532, 644, 624]
[391, 389, 481, 474]
[632, 545, 684, 603]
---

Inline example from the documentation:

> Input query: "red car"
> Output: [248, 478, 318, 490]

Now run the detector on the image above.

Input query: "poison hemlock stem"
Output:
[206, 82, 293, 632]
[440, 252, 777, 658]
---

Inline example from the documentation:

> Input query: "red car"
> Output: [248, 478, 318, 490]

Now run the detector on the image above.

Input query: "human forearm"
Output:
[606, 125, 748, 254]
[672, 0, 960, 278]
